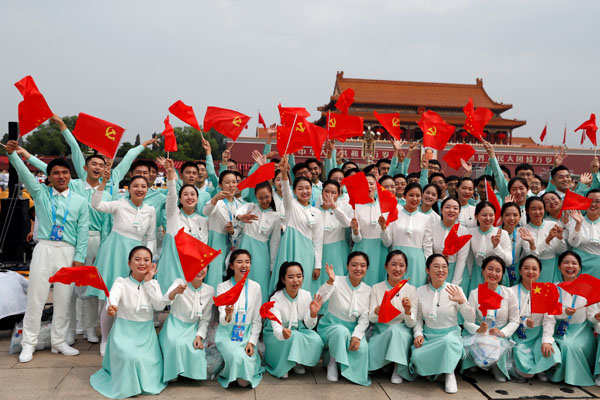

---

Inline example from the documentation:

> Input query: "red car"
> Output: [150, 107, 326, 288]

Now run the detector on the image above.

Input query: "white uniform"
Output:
[464, 285, 519, 338]
[216, 279, 263, 346]
[269, 289, 318, 339]
[413, 283, 474, 336]
[164, 279, 214, 339]
[317, 277, 370, 339]
[369, 281, 417, 326]
[165, 179, 208, 242]
[426, 221, 470, 285]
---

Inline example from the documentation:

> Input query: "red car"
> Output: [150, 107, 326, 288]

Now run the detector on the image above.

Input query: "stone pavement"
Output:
[1, 330, 599, 400]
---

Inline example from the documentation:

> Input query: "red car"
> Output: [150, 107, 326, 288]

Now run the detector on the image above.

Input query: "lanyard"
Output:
[49, 188, 71, 226]
[517, 284, 531, 321]
[234, 279, 249, 325]
[558, 287, 578, 321]
[223, 198, 236, 222]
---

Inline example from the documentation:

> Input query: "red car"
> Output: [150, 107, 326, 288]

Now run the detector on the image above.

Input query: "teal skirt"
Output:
[352, 238, 388, 286]
[317, 313, 370, 386]
[410, 326, 463, 376]
[538, 257, 558, 283]
[468, 262, 484, 295]
[90, 318, 166, 398]
[239, 234, 271, 303]
[158, 314, 207, 382]
[271, 227, 317, 295]
[368, 322, 414, 380]
[392, 246, 426, 287]
[447, 261, 457, 285]
[156, 233, 184, 294]
[319, 240, 351, 286]
[502, 262, 520, 287]
[573, 248, 600, 279]
[511, 325, 561, 376]
[263, 321, 324, 377]
[205, 230, 229, 289]
[88, 232, 141, 300]
[215, 323, 263, 388]
[550, 321, 596, 386]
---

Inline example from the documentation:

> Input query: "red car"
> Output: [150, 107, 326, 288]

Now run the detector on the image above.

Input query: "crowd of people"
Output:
[4, 114, 600, 399]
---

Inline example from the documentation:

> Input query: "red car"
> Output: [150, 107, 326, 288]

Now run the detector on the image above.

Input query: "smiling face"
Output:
[322, 183, 339, 203]
[527, 199, 545, 225]
[84, 156, 106, 181]
[329, 171, 344, 185]
[588, 192, 600, 217]
[431, 176, 446, 194]
[380, 178, 395, 193]
[559, 254, 580, 281]
[426, 256, 449, 284]
[517, 168, 534, 185]
[404, 187, 422, 211]
[501, 205, 521, 230]
[529, 176, 542, 194]
[220, 173, 237, 196]
[282, 265, 304, 294]
[131, 165, 150, 180]
[542, 193, 561, 216]
[394, 176, 407, 197]
[458, 180, 474, 203]
[476, 205, 496, 229]
[385, 254, 407, 282]
[307, 162, 321, 183]
[230, 252, 251, 280]
[510, 180, 528, 205]
[552, 169, 571, 192]
[347, 255, 368, 282]
[441, 198, 460, 224]
[48, 165, 71, 192]
[378, 162, 390, 176]
[129, 177, 148, 203]
[182, 166, 199, 186]
[255, 186, 273, 210]
[180, 186, 198, 210]
[422, 186, 438, 207]
[294, 179, 312, 204]
[129, 248, 153, 280]
[519, 258, 540, 286]
[482, 259, 504, 285]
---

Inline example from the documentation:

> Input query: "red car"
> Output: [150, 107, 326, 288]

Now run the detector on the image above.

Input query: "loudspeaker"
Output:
[0, 198, 29, 262]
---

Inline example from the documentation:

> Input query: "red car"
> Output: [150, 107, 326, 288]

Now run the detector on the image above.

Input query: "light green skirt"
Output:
[205, 231, 229, 289]
[573, 248, 600, 280]
[550, 321, 596, 386]
[215, 323, 263, 388]
[368, 322, 414, 381]
[156, 233, 185, 293]
[538, 257, 559, 283]
[511, 325, 561, 376]
[239, 234, 272, 303]
[352, 238, 388, 286]
[321, 240, 351, 284]
[272, 227, 317, 294]
[392, 246, 426, 287]
[410, 326, 463, 376]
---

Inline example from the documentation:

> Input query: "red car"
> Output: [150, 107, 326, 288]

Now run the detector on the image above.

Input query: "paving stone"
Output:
[378, 375, 486, 400]
[256, 381, 389, 400]
[13, 349, 101, 369]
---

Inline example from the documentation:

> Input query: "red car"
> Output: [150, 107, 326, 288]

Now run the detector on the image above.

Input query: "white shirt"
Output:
[216, 278, 262, 345]
[458, 204, 477, 228]
[317, 276, 370, 339]
[166, 179, 208, 242]
[426, 220, 470, 285]
[520, 221, 567, 261]
[414, 283, 473, 337]
[464, 285, 519, 338]
[509, 284, 555, 344]
[369, 280, 417, 326]
[203, 197, 244, 235]
[469, 226, 512, 267]
[567, 216, 600, 255]
[269, 289, 318, 340]
[165, 279, 214, 339]
[542, 287, 599, 343]
[321, 207, 351, 245]
[382, 206, 433, 250]
[234, 202, 281, 270]
[108, 276, 168, 322]
[351, 201, 383, 242]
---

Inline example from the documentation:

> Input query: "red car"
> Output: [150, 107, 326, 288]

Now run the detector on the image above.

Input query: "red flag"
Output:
[377, 183, 398, 226]
[478, 283, 503, 317]
[14, 75, 53, 136]
[276, 114, 310, 156]
[531, 282, 563, 314]
[563, 125, 567, 145]
[560, 190, 592, 215]
[238, 162, 276, 191]
[327, 113, 364, 142]
[373, 111, 403, 140]
[174, 228, 221, 282]
[204, 106, 250, 141]
[49, 266, 109, 298]
[213, 270, 249, 306]
[378, 280, 408, 323]
[442, 143, 475, 170]
[169, 100, 201, 131]
[539, 125, 547, 142]
[278, 104, 310, 121]
[418, 110, 456, 151]
[335, 88, 355, 114]
[575, 113, 598, 147]
[463, 98, 493, 141]
[259, 301, 282, 325]
[341, 172, 374, 209]
[258, 113, 267, 129]
[485, 179, 502, 225]
[443, 224, 472, 256]
[162, 115, 177, 152]
[72, 113, 124, 159]
[307, 121, 328, 160]
[558, 273, 600, 306]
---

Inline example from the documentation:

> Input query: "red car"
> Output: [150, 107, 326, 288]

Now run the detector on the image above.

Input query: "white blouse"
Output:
[321, 207, 351, 245]
[414, 283, 473, 337]
[541, 287, 598, 344]
[317, 276, 371, 339]
[464, 285, 519, 338]
[426, 220, 470, 285]
[216, 278, 263, 345]
[203, 197, 244, 236]
[382, 206, 432, 250]
[469, 226, 512, 267]
[108, 276, 168, 322]
[369, 280, 417, 326]
[520, 221, 567, 261]
[269, 289, 318, 340]
[567, 216, 600, 255]
[458, 203, 477, 228]
[165, 279, 214, 339]
[351, 201, 383, 242]
[234, 202, 281, 270]
[166, 178, 208, 242]
[508, 284, 555, 344]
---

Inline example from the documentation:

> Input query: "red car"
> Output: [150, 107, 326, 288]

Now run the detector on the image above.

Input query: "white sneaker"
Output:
[51, 343, 80, 356]
[391, 369, 403, 384]
[293, 364, 306, 375]
[492, 366, 507, 383]
[282, 372, 288, 379]
[595, 376, 600, 387]
[445, 373, 457, 394]
[538, 373, 549, 382]
[326, 357, 339, 382]
[100, 341, 106, 357]
[85, 328, 99, 343]
[19, 344, 35, 363]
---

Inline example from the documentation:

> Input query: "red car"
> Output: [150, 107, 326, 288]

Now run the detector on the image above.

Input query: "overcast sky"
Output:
[1, 0, 598, 148]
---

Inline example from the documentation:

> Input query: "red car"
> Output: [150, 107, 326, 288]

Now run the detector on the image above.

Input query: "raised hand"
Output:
[481, 139, 495, 158]
[201, 138, 212, 155]
[460, 158, 472, 176]
[279, 157, 290, 177]
[251, 150, 266, 166]
[142, 137, 159, 148]
[5, 140, 18, 154]
[324, 263, 335, 284]
[571, 210, 583, 225]
[144, 263, 157, 281]
[580, 172, 593, 186]
[310, 294, 323, 317]
[237, 213, 258, 224]
[169, 283, 187, 300]
[50, 114, 67, 131]
[491, 228, 502, 248]
[401, 297, 411, 314]
[445, 285, 466, 304]
[592, 157, 600, 174]
[519, 227, 535, 249]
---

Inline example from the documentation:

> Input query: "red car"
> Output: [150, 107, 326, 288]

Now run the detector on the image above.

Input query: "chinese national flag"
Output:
[377, 183, 398, 226]
[442, 143, 475, 170]
[169, 100, 201, 131]
[558, 273, 600, 306]
[560, 190, 592, 216]
[162, 115, 177, 152]
[485, 179, 502, 226]
[378, 280, 408, 323]
[539, 125, 547, 143]
[531, 282, 562, 314]
[73, 113, 124, 159]
[342, 172, 374, 208]
[335, 88, 355, 114]
[374, 111, 403, 140]
[278, 104, 310, 121]
[49, 266, 109, 298]
[478, 283, 503, 317]
[213, 270, 249, 306]
[418, 110, 456, 151]
[327, 113, 364, 142]
[307, 121, 328, 160]
[463, 98, 493, 141]
[174, 228, 221, 282]
[14, 75, 53, 136]
[238, 162, 276, 191]
[258, 113, 267, 128]
[259, 301, 282, 325]
[204, 106, 250, 141]
[443, 224, 472, 256]
[276, 113, 310, 156]
[575, 113, 598, 146]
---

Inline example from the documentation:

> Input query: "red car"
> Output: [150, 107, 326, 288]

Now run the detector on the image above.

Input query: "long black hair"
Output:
[224, 249, 252, 280]
[255, 181, 276, 211]
[271, 261, 304, 298]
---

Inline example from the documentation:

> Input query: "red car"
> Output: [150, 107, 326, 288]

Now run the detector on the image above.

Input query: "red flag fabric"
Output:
[307, 121, 328, 160]
[486, 179, 502, 225]
[341, 172, 374, 208]
[463, 98, 493, 141]
[531, 282, 563, 314]
[49, 266, 109, 298]
[72, 113, 124, 159]
[581, 129, 586, 145]
[259, 301, 282, 325]
[373, 111, 403, 140]
[540, 125, 547, 143]
[563, 125, 567, 145]
[560, 190, 592, 215]
[558, 273, 600, 306]
[174, 228, 221, 282]
[278, 104, 310, 121]
[443, 224, 472, 256]
[238, 162, 276, 191]
[377, 183, 398, 226]
[418, 110, 456, 151]
[442, 143, 475, 170]
[575, 113, 598, 146]
[327, 113, 364, 142]
[478, 283, 503, 317]
[169, 100, 201, 131]
[204, 106, 250, 141]
[14, 76, 53, 136]
[258, 113, 267, 129]
[213, 270, 249, 306]
[335, 88, 355, 114]
[162, 115, 177, 152]
[377, 280, 408, 323]
[276, 114, 311, 156]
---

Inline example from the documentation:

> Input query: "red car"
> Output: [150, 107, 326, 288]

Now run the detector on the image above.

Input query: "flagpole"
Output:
[283, 113, 298, 155]
[484, 177, 488, 201]
[327, 111, 331, 141]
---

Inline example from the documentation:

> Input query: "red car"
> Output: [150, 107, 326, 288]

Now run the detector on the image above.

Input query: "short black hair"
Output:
[363, 164, 378, 175]
[344, 167, 360, 177]
[515, 163, 534, 175]
[145, 160, 158, 173]
[305, 158, 322, 168]
[551, 165, 569, 179]
[475, 174, 495, 189]
[428, 172, 445, 184]
[47, 158, 72, 175]
[327, 168, 344, 180]
[378, 174, 394, 185]
[428, 159, 441, 167]
[446, 175, 460, 183]
[376, 158, 391, 167]
[407, 172, 420, 181]
[180, 161, 199, 174]
[508, 176, 529, 190]
[500, 165, 512, 179]
[292, 162, 309, 177]
[196, 160, 206, 168]
[85, 154, 105, 166]
[130, 159, 148, 174]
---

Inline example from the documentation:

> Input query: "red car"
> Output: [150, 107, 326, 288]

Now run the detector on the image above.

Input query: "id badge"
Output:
[556, 320, 569, 337]
[516, 323, 527, 339]
[231, 325, 246, 342]
[50, 225, 64, 241]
